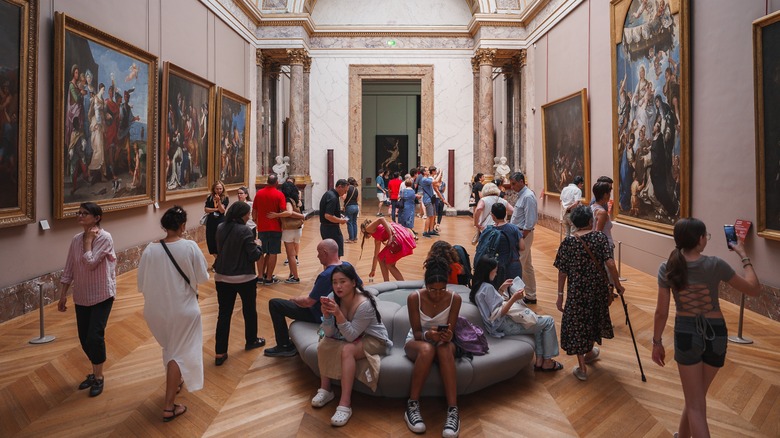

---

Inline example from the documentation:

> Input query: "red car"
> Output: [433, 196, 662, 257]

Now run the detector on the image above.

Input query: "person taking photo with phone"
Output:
[652, 217, 761, 438]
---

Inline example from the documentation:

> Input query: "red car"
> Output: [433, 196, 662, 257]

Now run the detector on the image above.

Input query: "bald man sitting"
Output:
[264, 239, 361, 357]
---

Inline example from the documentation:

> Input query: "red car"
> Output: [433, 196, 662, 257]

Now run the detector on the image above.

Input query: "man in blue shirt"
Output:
[265, 239, 359, 357]
[509, 172, 538, 304]
[418, 167, 437, 237]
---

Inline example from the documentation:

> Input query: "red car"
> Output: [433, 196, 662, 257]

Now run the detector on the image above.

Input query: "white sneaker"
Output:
[330, 406, 352, 427]
[311, 388, 335, 408]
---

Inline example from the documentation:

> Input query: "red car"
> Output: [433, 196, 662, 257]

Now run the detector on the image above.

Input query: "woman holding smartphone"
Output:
[470, 256, 562, 372]
[403, 256, 462, 438]
[652, 218, 761, 438]
[313, 264, 391, 427]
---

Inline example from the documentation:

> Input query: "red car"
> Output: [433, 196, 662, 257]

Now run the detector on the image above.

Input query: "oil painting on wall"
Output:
[541, 89, 590, 201]
[216, 88, 250, 189]
[611, 0, 690, 235]
[160, 62, 214, 201]
[754, 10, 780, 241]
[0, 0, 37, 228]
[54, 13, 158, 218]
[375, 135, 408, 176]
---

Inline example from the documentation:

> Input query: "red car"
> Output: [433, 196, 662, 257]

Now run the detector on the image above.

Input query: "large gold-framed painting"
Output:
[541, 89, 591, 201]
[0, 0, 37, 228]
[160, 62, 215, 201]
[754, 10, 780, 241]
[611, 0, 690, 235]
[53, 12, 158, 219]
[215, 88, 250, 190]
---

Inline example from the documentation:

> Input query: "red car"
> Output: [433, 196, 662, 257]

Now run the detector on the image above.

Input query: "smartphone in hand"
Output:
[437, 324, 449, 332]
[724, 224, 738, 250]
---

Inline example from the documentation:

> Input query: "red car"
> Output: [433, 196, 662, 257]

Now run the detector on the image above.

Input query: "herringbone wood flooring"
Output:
[1, 211, 778, 437]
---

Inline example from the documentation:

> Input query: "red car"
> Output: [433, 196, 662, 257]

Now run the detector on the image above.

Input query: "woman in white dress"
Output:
[138, 206, 210, 422]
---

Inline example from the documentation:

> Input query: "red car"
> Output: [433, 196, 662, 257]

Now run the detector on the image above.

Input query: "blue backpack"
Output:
[473, 225, 504, 269]
[453, 316, 489, 356]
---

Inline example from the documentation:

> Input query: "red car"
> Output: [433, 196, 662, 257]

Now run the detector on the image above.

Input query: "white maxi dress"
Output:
[137, 239, 210, 391]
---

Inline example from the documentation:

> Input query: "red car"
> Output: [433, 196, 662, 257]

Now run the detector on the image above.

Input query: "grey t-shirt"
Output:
[657, 255, 735, 313]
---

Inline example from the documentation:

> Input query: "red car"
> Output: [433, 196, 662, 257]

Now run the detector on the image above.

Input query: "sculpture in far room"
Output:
[494, 156, 511, 181]
[272, 155, 289, 180]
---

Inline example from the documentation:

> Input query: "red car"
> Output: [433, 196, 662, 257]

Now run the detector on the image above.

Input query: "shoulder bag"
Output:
[280, 202, 304, 230]
[159, 240, 198, 299]
[576, 235, 608, 282]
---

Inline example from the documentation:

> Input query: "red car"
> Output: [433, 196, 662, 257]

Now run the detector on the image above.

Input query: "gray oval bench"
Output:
[288, 280, 535, 397]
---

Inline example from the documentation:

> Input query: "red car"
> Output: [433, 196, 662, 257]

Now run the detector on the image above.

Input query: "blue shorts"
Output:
[673, 316, 727, 368]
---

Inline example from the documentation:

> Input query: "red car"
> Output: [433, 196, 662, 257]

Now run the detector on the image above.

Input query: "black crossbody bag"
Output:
[159, 240, 198, 299]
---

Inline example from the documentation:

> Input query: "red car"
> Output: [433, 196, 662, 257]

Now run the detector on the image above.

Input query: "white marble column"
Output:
[475, 48, 496, 179]
[286, 48, 307, 179]
[512, 51, 524, 172]
[472, 57, 480, 176]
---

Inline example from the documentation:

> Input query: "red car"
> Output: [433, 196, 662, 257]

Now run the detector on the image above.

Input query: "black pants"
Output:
[436, 198, 445, 224]
[215, 280, 258, 355]
[320, 224, 344, 257]
[269, 298, 320, 347]
[75, 297, 114, 365]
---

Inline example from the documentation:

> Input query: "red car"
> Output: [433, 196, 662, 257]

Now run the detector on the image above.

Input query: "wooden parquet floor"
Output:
[2, 210, 779, 437]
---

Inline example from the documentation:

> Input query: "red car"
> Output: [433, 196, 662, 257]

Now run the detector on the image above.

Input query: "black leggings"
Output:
[215, 280, 258, 354]
[75, 297, 114, 365]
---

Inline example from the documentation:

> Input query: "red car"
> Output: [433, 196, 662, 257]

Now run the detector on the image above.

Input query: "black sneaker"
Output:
[285, 276, 300, 284]
[89, 378, 104, 397]
[283, 259, 289, 265]
[422, 232, 431, 238]
[264, 276, 281, 285]
[78, 374, 96, 390]
[404, 399, 426, 433]
[264, 344, 298, 357]
[523, 297, 537, 305]
[429, 230, 440, 236]
[442, 406, 460, 438]
[245, 338, 266, 350]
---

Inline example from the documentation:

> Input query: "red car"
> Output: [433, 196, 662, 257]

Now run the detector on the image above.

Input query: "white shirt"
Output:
[560, 183, 582, 217]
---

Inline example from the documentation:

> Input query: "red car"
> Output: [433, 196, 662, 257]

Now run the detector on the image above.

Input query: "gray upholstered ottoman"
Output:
[288, 280, 535, 397]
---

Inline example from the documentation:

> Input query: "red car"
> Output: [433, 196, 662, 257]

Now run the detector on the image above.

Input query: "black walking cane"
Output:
[619, 293, 647, 382]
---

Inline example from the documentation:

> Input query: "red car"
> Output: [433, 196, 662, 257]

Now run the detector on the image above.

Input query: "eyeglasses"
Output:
[75, 211, 92, 217]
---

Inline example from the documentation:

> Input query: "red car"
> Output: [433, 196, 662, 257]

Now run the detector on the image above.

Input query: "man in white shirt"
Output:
[509, 172, 538, 304]
[560, 175, 584, 237]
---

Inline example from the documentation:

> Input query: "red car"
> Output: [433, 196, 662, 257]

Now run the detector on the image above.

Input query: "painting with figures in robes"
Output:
[611, 0, 690, 235]
[541, 89, 591, 201]
[215, 88, 249, 189]
[53, 12, 158, 219]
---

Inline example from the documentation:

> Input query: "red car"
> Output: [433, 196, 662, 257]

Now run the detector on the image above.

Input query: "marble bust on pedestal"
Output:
[494, 156, 511, 181]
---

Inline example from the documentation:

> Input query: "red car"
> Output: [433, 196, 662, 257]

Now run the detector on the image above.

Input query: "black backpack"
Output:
[453, 245, 472, 287]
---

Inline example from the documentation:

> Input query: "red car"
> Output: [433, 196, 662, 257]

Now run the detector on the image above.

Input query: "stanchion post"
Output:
[728, 294, 753, 344]
[29, 283, 56, 345]
[617, 241, 628, 282]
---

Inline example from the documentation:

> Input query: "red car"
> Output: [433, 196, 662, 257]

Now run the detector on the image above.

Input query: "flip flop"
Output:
[534, 360, 564, 372]
[162, 404, 187, 422]
[176, 380, 183, 394]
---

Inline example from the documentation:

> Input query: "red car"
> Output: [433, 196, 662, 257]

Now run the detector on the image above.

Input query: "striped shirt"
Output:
[61, 229, 117, 306]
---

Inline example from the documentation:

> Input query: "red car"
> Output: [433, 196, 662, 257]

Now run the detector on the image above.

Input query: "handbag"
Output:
[159, 240, 198, 299]
[394, 198, 405, 210]
[505, 300, 538, 328]
[453, 316, 489, 356]
[199, 213, 208, 226]
[280, 202, 304, 230]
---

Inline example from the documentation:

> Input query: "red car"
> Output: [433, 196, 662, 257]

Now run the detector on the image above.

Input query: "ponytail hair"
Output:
[330, 264, 381, 324]
[665, 217, 707, 291]
[470, 256, 498, 303]
[424, 255, 451, 286]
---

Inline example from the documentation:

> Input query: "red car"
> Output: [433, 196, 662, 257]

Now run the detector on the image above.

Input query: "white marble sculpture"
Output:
[272, 155, 290, 180]
[494, 156, 511, 181]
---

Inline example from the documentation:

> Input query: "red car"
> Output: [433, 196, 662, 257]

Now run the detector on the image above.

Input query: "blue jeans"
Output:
[345, 204, 360, 240]
[498, 315, 559, 360]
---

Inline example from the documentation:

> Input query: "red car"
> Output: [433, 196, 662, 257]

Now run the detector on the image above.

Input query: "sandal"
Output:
[177, 380, 184, 394]
[163, 404, 187, 422]
[330, 406, 352, 427]
[534, 360, 564, 372]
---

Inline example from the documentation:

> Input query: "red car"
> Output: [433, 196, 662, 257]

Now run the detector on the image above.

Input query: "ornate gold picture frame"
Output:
[215, 88, 250, 190]
[160, 62, 215, 201]
[541, 89, 591, 201]
[53, 12, 158, 218]
[754, 10, 780, 241]
[610, 0, 690, 235]
[0, 0, 37, 228]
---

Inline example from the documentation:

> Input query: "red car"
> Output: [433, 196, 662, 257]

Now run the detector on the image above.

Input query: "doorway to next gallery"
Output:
[362, 80, 421, 200]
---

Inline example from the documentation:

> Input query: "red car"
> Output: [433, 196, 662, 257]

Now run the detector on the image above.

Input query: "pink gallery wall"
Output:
[0, 0, 252, 288]
[529, 0, 780, 288]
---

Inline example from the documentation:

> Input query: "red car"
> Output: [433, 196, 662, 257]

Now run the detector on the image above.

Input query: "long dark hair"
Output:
[224, 201, 250, 224]
[426, 240, 459, 266]
[280, 181, 299, 205]
[330, 264, 381, 324]
[665, 217, 707, 291]
[470, 256, 498, 303]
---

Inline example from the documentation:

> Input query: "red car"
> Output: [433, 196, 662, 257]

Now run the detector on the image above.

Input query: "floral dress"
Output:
[553, 231, 614, 355]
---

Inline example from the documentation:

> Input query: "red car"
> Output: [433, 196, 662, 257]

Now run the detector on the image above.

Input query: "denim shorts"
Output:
[674, 315, 727, 367]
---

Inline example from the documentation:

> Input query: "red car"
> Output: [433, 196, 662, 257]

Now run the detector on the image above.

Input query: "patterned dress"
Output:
[553, 231, 615, 355]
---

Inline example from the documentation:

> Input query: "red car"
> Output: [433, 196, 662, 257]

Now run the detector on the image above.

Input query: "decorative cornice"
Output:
[255, 49, 264, 65]
[303, 56, 312, 73]
[515, 49, 527, 68]
[474, 48, 497, 66]
[287, 48, 309, 65]
[471, 57, 480, 73]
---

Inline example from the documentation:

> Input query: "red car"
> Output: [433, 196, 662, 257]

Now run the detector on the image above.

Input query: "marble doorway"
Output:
[348, 65, 434, 204]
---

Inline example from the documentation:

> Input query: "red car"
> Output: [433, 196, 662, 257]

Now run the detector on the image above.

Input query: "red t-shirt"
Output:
[253, 186, 287, 232]
[388, 178, 402, 200]
[448, 263, 464, 285]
